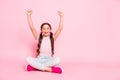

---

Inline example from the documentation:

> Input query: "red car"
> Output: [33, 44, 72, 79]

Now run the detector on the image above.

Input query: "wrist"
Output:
[26, 13, 31, 16]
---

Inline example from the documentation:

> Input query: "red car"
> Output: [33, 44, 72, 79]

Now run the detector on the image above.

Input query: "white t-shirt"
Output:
[38, 36, 51, 55]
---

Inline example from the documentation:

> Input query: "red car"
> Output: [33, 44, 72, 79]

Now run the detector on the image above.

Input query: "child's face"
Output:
[41, 24, 51, 36]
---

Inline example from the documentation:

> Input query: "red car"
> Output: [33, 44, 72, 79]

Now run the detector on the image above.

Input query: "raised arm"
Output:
[54, 11, 64, 40]
[26, 10, 38, 40]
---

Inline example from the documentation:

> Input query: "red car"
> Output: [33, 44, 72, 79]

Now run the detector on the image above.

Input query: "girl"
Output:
[25, 10, 63, 74]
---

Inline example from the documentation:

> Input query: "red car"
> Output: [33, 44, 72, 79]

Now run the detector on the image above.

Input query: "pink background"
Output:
[1, 0, 120, 80]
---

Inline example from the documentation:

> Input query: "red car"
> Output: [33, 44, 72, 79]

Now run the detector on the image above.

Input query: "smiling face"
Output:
[41, 23, 51, 37]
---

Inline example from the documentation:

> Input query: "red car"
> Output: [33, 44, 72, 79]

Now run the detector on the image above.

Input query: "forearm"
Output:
[27, 15, 38, 40]
[27, 15, 34, 28]
[58, 16, 63, 30]
[54, 15, 64, 40]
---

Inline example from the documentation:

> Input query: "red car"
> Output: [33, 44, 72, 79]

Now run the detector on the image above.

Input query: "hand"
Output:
[58, 11, 64, 17]
[26, 10, 32, 15]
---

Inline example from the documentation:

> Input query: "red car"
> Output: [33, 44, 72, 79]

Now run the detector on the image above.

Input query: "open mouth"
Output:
[43, 32, 50, 36]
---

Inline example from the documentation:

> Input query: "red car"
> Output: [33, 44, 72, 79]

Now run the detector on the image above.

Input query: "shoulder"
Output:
[53, 34, 55, 38]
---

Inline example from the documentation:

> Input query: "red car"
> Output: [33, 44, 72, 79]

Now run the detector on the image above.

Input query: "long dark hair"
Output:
[37, 23, 54, 56]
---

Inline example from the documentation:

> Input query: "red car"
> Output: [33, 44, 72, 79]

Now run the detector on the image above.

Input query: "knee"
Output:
[54, 57, 60, 64]
[26, 56, 33, 63]
[26, 56, 30, 62]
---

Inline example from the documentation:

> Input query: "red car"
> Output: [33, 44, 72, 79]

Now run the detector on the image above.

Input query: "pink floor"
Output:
[1, 57, 120, 80]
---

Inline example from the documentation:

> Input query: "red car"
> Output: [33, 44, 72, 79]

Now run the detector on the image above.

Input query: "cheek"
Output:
[41, 29, 45, 32]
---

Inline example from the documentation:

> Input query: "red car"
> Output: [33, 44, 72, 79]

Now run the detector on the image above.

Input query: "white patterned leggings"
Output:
[26, 54, 60, 70]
